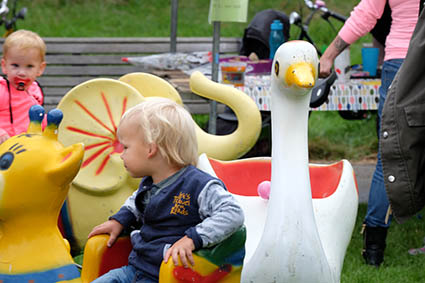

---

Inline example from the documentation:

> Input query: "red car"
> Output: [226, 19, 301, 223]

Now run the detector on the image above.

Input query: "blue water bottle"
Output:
[269, 20, 285, 59]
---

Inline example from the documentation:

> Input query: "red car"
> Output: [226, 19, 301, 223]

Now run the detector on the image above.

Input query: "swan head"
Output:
[271, 40, 319, 97]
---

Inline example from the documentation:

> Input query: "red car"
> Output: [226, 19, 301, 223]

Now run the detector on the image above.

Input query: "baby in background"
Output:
[0, 29, 46, 143]
[89, 97, 245, 282]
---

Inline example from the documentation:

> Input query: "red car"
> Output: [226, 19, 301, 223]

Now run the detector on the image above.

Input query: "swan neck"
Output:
[271, 84, 310, 163]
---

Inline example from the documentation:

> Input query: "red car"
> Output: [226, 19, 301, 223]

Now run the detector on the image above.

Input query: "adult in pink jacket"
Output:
[320, 0, 421, 267]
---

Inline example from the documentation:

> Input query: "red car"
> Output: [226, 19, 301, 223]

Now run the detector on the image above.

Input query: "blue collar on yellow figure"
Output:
[0, 264, 80, 282]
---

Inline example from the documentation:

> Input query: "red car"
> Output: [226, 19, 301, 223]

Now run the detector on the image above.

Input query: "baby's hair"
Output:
[3, 30, 46, 61]
[121, 97, 198, 167]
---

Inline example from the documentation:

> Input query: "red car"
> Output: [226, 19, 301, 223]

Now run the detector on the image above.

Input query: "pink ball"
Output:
[316, 0, 326, 8]
[257, 180, 271, 200]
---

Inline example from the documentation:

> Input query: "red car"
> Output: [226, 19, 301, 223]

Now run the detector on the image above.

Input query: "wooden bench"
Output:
[10, 37, 241, 113]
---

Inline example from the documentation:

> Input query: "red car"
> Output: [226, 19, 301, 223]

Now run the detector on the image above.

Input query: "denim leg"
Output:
[91, 265, 137, 283]
[364, 59, 403, 228]
[365, 151, 391, 227]
[135, 271, 158, 283]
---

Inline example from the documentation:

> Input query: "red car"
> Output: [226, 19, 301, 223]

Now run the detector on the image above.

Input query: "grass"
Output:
[341, 204, 425, 283]
[308, 111, 378, 162]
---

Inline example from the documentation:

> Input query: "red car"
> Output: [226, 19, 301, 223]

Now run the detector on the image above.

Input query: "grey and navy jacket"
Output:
[111, 165, 244, 281]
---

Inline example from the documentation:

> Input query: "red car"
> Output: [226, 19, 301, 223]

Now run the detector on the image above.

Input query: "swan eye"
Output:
[274, 61, 280, 76]
[0, 152, 14, 170]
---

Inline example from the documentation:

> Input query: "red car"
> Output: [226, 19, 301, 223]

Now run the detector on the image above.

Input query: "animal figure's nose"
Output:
[285, 62, 316, 89]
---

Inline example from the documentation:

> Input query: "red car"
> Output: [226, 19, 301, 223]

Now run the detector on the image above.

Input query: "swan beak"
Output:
[285, 62, 316, 89]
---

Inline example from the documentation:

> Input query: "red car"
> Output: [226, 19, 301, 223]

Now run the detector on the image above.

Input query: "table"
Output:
[237, 75, 381, 111]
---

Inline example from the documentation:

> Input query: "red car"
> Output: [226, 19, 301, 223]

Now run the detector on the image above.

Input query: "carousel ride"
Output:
[0, 40, 358, 282]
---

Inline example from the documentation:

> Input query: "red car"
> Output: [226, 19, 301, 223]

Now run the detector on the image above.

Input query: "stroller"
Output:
[215, 9, 290, 157]
[240, 9, 290, 60]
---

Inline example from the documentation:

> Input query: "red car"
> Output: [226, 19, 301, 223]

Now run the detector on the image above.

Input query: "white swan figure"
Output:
[236, 41, 358, 283]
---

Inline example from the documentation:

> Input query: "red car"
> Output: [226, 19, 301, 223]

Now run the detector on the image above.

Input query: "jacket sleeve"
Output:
[187, 180, 244, 249]
[110, 189, 143, 229]
[338, 0, 386, 44]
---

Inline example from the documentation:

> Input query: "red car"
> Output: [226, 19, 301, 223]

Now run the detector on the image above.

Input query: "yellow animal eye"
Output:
[0, 152, 14, 170]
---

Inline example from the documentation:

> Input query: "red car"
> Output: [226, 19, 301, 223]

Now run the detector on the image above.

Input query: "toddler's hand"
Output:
[87, 219, 124, 247]
[164, 236, 195, 268]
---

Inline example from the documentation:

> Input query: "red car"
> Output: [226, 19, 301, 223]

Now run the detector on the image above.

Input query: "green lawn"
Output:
[341, 204, 425, 283]
[308, 111, 378, 162]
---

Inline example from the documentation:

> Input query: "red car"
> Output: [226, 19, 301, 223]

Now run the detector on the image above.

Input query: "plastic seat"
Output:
[81, 227, 246, 283]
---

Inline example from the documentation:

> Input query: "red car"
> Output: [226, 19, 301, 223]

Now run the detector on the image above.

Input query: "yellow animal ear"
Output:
[27, 105, 45, 134]
[47, 143, 84, 186]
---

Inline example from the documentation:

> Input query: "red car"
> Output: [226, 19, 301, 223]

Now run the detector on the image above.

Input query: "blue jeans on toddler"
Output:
[91, 265, 157, 283]
[364, 59, 404, 228]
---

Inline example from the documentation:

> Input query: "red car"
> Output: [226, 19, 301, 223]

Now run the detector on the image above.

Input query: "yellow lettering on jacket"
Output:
[170, 192, 191, 216]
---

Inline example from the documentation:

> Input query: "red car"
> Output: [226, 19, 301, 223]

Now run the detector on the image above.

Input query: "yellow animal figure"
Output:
[0, 105, 84, 282]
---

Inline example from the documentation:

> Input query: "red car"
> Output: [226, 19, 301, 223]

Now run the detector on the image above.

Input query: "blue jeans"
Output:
[91, 265, 157, 283]
[364, 59, 404, 228]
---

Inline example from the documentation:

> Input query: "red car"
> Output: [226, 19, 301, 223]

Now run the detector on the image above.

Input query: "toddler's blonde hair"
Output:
[3, 30, 46, 61]
[121, 97, 198, 167]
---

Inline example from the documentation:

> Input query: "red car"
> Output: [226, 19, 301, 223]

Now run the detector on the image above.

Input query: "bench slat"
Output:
[46, 55, 126, 65]
[43, 43, 240, 54]
[44, 65, 143, 76]
[42, 87, 206, 100]
[44, 43, 172, 54]
[38, 76, 103, 87]
[42, 37, 240, 44]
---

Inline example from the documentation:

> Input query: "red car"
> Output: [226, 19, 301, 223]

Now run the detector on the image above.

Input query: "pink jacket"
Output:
[339, 0, 419, 61]
[0, 77, 44, 137]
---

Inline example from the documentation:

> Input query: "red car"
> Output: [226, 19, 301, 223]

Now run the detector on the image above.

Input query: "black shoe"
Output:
[362, 224, 388, 267]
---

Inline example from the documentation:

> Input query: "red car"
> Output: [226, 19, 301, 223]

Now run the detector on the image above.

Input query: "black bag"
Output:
[239, 9, 290, 59]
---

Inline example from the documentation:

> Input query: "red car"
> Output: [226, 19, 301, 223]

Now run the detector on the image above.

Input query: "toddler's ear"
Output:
[37, 61, 46, 76]
[148, 143, 158, 158]
[1, 58, 7, 75]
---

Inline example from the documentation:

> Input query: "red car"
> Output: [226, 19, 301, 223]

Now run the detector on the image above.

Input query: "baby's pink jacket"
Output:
[0, 77, 44, 137]
[339, 0, 419, 61]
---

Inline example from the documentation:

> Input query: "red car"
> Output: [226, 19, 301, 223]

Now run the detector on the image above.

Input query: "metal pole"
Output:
[170, 0, 178, 53]
[208, 21, 220, 134]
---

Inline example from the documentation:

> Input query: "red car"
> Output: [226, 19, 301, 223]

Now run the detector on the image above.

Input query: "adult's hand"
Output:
[319, 36, 349, 78]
